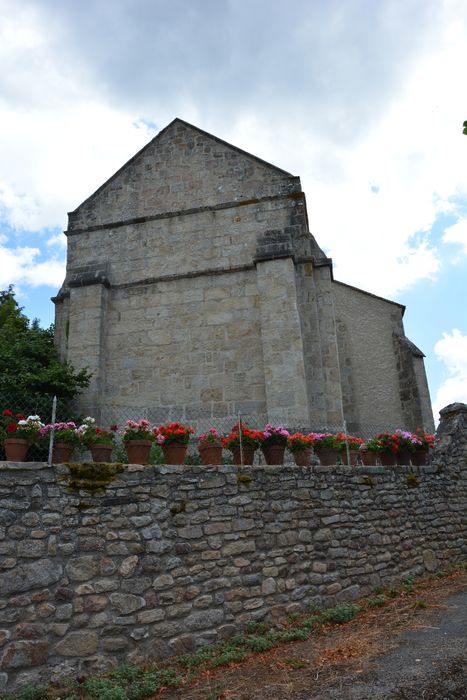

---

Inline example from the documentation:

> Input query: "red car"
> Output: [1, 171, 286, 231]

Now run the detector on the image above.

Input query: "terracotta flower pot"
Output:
[341, 449, 359, 466]
[360, 450, 378, 466]
[293, 448, 312, 467]
[125, 439, 152, 464]
[3, 438, 29, 462]
[198, 443, 223, 465]
[90, 443, 114, 462]
[379, 451, 396, 466]
[162, 442, 188, 465]
[396, 450, 412, 466]
[316, 447, 340, 466]
[262, 443, 286, 465]
[411, 449, 428, 466]
[52, 442, 74, 463]
[231, 445, 256, 466]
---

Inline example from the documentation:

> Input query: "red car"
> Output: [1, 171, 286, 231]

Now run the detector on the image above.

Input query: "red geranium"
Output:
[222, 422, 262, 449]
[287, 433, 314, 452]
[155, 422, 193, 445]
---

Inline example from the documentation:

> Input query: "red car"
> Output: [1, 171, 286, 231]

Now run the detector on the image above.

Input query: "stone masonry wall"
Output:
[332, 281, 414, 431]
[1, 405, 466, 693]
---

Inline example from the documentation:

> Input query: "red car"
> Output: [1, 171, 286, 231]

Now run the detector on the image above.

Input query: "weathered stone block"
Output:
[0, 559, 62, 595]
[55, 631, 98, 657]
[1, 641, 48, 669]
[65, 556, 99, 581]
[109, 593, 145, 615]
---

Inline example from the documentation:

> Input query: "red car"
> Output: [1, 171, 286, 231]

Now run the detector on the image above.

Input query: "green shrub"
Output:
[211, 646, 247, 667]
[246, 621, 269, 635]
[176, 646, 214, 668]
[301, 614, 321, 629]
[244, 635, 275, 652]
[367, 594, 386, 607]
[7, 686, 51, 700]
[321, 602, 360, 624]
[84, 678, 127, 700]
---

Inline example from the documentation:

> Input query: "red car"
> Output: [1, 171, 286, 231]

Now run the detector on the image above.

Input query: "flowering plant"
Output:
[361, 437, 385, 452]
[261, 424, 290, 446]
[78, 417, 117, 446]
[39, 422, 80, 446]
[198, 428, 222, 445]
[372, 433, 399, 453]
[309, 432, 341, 449]
[1, 411, 44, 441]
[222, 422, 263, 449]
[155, 422, 193, 445]
[393, 429, 423, 453]
[122, 419, 153, 442]
[335, 433, 364, 450]
[413, 430, 435, 450]
[287, 433, 314, 452]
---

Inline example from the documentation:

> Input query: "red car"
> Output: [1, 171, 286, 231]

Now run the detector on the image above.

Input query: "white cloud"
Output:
[46, 233, 67, 248]
[0, 242, 65, 288]
[433, 329, 467, 418]
[442, 218, 467, 257]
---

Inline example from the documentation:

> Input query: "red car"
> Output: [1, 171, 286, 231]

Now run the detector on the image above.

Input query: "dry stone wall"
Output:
[0, 405, 466, 693]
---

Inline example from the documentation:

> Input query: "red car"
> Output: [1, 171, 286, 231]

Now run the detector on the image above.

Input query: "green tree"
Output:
[463, 120, 467, 135]
[0, 286, 91, 402]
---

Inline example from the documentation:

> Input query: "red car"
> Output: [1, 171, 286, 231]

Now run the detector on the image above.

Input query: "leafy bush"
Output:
[367, 594, 386, 607]
[84, 678, 127, 700]
[7, 686, 51, 700]
[246, 621, 269, 635]
[321, 602, 360, 624]
[211, 646, 247, 667]
[84, 665, 181, 700]
[244, 635, 275, 652]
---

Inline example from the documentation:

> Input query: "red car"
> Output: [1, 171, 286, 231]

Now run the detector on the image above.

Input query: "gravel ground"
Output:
[306, 590, 467, 699]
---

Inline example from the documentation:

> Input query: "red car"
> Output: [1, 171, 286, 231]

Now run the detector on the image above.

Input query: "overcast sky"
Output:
[1, 0, 466, 421]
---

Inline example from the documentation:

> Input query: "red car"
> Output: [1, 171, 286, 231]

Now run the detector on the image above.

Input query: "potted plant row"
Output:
[360, 430, 435, 466]
[1, 408, 435, 469]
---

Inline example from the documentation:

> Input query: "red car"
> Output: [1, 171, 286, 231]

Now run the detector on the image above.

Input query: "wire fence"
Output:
[0, 393, 434, 465]
[97, 404, 423, 442]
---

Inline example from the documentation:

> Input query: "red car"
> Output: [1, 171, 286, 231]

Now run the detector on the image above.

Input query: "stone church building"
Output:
[53, 118, 434, 433]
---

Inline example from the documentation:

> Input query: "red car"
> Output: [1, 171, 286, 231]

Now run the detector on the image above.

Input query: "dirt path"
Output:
[158, 570, 467, 700]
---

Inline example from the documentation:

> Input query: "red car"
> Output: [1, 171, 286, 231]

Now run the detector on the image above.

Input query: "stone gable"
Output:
[68, 118, 301, 232]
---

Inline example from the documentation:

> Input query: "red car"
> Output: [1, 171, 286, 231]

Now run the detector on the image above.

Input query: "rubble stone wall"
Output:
[0, 404, 466, 693]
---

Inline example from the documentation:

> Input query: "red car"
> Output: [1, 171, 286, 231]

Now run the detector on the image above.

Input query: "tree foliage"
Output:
[0, 286, 91, 400]
[463, 120, 467, 135]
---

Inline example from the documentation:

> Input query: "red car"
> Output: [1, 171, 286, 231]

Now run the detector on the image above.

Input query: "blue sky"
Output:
[1, 0, 466, 422]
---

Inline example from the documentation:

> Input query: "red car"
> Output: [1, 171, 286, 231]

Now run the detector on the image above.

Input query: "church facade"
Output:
[53, 119, 434, 433]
